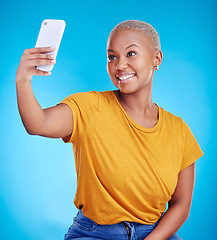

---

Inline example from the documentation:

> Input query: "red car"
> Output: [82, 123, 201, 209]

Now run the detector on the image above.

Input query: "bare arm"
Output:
[145, 163, 195, 240]
[16, 47, 73, 138]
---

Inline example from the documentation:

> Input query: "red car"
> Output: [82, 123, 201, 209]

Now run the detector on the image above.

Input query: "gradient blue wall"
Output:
[0, 0, 216, 239]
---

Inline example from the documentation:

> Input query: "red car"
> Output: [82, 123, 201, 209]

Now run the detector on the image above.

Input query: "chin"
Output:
[111, 78, 140, 94]
[118, 85, 138, 94]
[119, 89, 133, 94]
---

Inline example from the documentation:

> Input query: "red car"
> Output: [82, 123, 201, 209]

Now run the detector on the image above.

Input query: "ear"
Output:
[154, 50, 163, 67]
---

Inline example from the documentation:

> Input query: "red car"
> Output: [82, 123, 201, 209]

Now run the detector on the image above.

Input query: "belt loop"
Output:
[123, 221, 136, 240]
[124, 222, 131, 239]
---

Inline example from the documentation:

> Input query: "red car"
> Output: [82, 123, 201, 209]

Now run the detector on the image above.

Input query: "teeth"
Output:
[116, 74, 135, 80]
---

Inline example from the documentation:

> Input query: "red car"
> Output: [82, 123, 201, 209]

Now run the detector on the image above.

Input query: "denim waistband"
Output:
[64, 210, 181, 240]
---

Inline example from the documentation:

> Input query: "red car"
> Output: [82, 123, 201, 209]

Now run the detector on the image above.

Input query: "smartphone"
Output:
[35, 19, 66, 72]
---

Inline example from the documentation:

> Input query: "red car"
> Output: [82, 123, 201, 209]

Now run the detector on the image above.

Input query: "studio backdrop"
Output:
[0, 0, 216, 239]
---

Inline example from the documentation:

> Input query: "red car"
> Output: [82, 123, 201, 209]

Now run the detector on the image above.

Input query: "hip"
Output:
[64, 209, 182, 240]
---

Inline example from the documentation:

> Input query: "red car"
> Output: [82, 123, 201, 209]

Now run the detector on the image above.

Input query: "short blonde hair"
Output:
[109, 20, 161, 52]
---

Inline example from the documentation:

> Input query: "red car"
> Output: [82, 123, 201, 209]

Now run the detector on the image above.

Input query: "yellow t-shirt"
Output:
[60, 90, 203, 225]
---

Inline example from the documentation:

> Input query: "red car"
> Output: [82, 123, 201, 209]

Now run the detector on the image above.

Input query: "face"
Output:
[107, 29, 162, 93]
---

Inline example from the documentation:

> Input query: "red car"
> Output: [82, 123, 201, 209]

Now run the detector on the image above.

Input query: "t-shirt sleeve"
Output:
[59, 91, 99, 143]
[180, 121, 204, 171]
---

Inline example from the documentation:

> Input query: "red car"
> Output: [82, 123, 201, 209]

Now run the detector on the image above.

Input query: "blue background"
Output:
[0, 0, 216, 239]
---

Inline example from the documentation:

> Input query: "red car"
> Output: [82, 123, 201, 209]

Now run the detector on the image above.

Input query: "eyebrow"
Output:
[107, 43, 140, 52]
[126, 44, 139, 49]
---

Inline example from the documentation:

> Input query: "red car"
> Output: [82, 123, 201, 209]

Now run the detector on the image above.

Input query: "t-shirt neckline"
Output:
[110, 90, 162, 133]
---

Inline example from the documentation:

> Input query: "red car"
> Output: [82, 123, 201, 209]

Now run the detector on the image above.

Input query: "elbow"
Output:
[20, 117, 46, 136]
[181, 209, 190, 225]
[181, 202, 192, 221]
[185, 207, 191, 221]
[181, 207, 190, 223]
[26, 129, 37, 135]
[25, 128, 38, 136]
[25, 126, 43, 136]
[169, 200, 191, 222]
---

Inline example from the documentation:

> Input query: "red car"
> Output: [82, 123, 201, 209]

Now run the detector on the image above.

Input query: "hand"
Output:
[16, 47, 56, 83]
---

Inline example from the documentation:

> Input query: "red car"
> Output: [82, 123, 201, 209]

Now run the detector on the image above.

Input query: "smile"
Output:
[115, 73, 136, 83]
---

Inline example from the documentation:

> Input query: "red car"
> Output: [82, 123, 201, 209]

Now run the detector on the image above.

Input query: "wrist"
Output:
[16, 78, 32, 85]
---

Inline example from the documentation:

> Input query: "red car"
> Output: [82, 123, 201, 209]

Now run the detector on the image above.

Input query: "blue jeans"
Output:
[64, 210, 182, 240]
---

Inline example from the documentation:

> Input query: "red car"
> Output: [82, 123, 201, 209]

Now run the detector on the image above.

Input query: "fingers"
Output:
[31, 59, 56, 67]
[24, 47, 56, 65]
[21, 48, 56, 67]
[29, 53, 55, 60]
[16, 47, 56, 82]
[20, 54, 56, 68]
[24, 47, 55, 55]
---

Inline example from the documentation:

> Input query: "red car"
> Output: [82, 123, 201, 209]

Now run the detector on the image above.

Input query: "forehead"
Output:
[107, 29, 153, 50]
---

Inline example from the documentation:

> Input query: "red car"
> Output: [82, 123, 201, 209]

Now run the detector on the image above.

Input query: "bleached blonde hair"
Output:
[109, 20, 161, 52]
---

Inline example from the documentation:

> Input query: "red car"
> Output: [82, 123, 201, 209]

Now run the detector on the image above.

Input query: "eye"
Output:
[127, 51, 136, 57]
[108, 55, 116, 61]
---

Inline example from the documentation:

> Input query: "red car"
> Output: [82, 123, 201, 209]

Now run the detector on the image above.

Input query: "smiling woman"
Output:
[16, 20, 203, 240]
[107, 28, 162, 95]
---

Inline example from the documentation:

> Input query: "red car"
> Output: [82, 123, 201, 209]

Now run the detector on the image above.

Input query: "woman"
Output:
[16, 20, 203, 240]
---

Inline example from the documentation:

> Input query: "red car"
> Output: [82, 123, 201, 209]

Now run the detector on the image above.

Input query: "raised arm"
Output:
[16, 47, 73, 138]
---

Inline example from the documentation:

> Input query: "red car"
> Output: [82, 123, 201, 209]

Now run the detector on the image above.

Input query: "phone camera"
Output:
[44, 22, 47, 25]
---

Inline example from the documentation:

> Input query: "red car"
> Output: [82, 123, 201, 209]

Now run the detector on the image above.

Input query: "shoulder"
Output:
[160, 107, 190, 133]
[160, 107, 183, 125]
[60, 90, 114, 110]
[62, 90, 113, 102]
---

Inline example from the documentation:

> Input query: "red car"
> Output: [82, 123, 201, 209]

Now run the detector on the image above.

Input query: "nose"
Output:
[116, 58, 128, 70]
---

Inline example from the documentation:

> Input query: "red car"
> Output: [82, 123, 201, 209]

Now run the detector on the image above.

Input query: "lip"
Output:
[115, 72, 136, 84]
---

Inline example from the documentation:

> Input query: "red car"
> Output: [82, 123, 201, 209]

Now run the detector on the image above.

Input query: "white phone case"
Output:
[35, 19, 66, 72]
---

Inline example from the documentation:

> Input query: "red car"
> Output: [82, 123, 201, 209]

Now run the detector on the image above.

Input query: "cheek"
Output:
[128, 60, 143, 73]
[107, 63, 114, 75]
[132, 57, 154, 72]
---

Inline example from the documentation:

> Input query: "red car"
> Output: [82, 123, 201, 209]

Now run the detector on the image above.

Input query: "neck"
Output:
[114, 81, 159, 128]
[118, 84, 155, 115]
